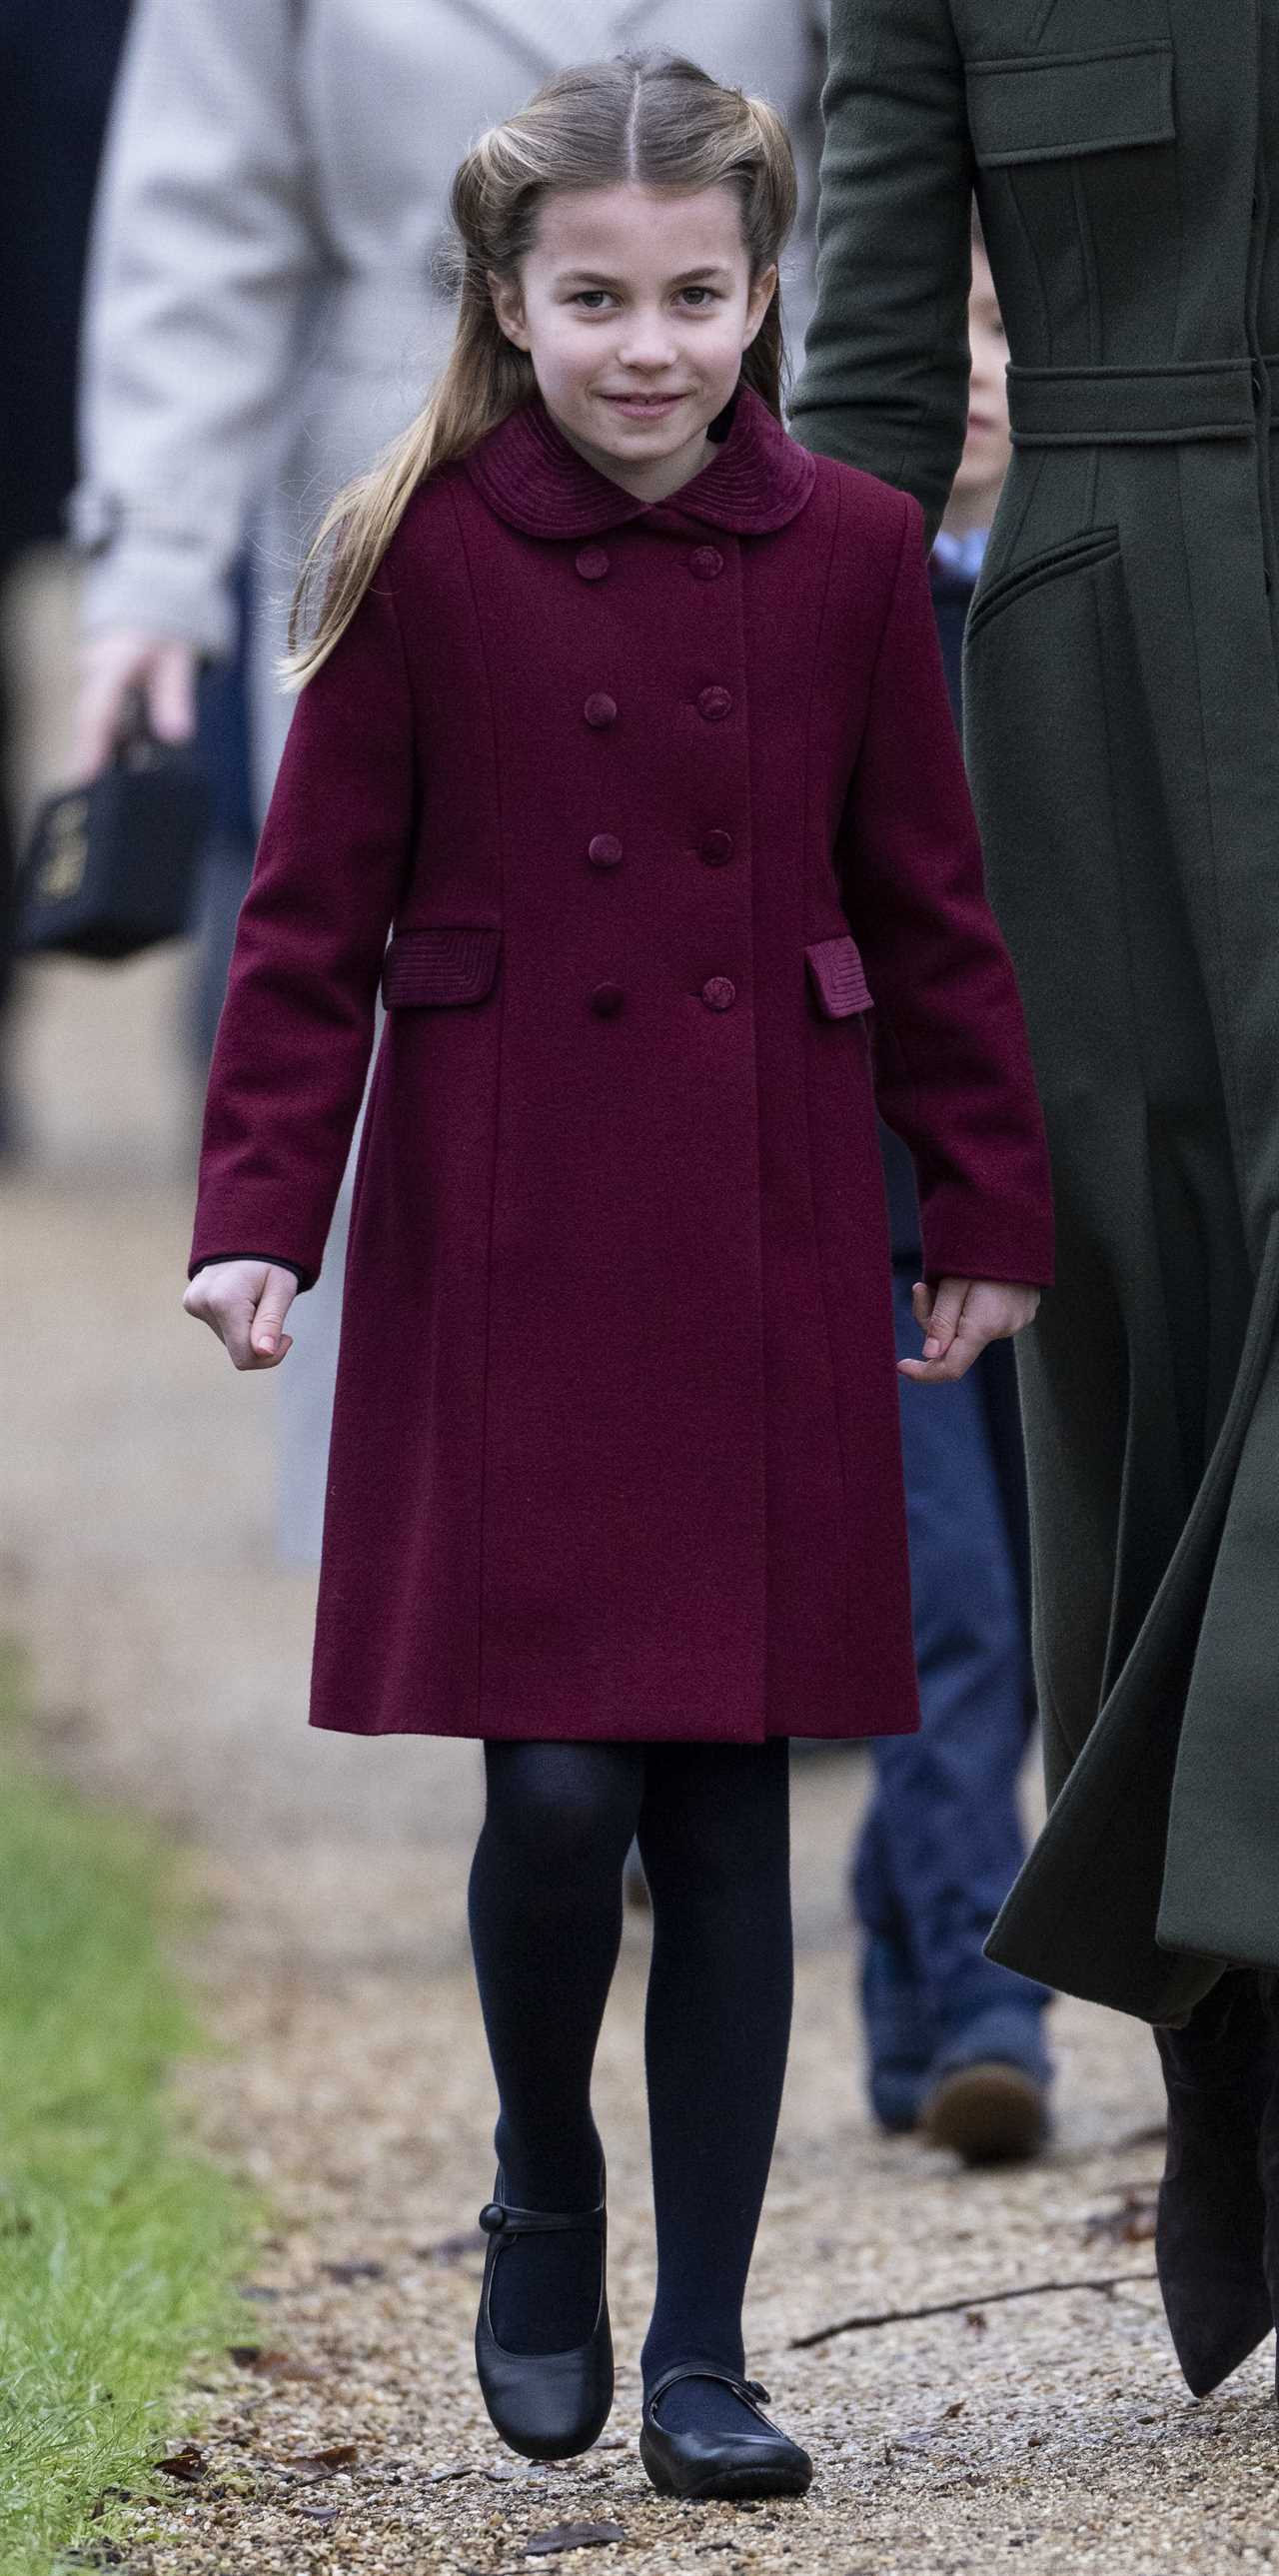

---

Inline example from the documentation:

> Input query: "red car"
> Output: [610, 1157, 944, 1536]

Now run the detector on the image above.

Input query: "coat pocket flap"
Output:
[382, 925, 501, 1006]
[966, 46, 1174, 167]
[805, 934, 872, 1018]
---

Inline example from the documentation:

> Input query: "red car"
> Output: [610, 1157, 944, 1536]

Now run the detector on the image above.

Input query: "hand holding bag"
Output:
[14, 720, 211, 963]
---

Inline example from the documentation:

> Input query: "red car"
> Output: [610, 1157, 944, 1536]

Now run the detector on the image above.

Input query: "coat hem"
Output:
[306, 1711, 921, 1743]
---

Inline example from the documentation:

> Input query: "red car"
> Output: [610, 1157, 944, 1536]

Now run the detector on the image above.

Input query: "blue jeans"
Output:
[852, 1269, 1051, 2097]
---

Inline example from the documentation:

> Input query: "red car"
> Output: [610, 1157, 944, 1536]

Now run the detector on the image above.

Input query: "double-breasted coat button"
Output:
[591, 981, 626, 1017]
[699, 829, 733, 866]
[585, 691, 618, 727]
[701, 976, 736, 1011]
[588, 832, 623, 868]
[576, 545, 611, 581]
[696, 685, 732, 721]
[688, 546, 724, 580]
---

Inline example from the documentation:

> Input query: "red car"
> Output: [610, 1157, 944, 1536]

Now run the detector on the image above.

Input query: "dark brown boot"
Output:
[1155, 1972, 1275, 2398]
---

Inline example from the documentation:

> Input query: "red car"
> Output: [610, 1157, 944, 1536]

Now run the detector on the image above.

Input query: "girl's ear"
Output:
[741, 263, 778, 351]
[489, 270, 531, 350]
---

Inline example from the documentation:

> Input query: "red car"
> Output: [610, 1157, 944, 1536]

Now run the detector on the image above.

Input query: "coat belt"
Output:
[1007, 358, 1279, 446]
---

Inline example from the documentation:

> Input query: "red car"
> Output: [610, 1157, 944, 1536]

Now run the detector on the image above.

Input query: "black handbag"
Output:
[14, 726, 212, 963]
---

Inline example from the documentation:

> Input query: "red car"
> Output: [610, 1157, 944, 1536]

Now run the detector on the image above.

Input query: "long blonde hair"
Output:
[283, 51, 797, 688]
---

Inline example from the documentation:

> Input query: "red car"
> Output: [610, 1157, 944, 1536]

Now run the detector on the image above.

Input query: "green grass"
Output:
[0, 1647, 268, 2575]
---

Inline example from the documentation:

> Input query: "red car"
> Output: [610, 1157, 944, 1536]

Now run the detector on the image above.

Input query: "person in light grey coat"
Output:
[73, 0, 828, 1558]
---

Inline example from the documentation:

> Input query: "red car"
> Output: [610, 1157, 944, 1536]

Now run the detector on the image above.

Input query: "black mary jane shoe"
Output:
[474, 2180, 613, 2461]
[640, 2364, 813, 2502]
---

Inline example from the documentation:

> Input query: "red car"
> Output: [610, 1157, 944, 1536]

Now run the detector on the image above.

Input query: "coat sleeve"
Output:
[837, 496, 1054, 1289]
[188, 564, 415, 1290]
[73, 0, 317, 655]
[789, 0, 973, 541]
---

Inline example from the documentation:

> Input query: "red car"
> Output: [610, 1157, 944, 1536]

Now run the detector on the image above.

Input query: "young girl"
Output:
[185, 52, 1052, 2502]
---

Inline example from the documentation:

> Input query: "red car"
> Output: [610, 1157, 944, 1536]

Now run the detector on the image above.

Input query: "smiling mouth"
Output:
[601, 391, 688, 409]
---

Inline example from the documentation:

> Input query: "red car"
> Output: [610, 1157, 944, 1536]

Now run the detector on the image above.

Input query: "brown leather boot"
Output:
[1155, 1972, 1275, 2398]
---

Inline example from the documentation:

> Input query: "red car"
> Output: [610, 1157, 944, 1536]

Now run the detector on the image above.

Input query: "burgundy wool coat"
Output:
[190, 387, 1053, 1745]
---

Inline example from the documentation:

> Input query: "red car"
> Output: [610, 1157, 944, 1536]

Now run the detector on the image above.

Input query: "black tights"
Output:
[467, 1738, 792, 2396]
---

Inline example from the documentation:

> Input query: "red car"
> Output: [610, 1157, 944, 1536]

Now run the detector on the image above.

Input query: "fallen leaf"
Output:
[152, 2444, 206, 2482]
[320, 2258, 386, 2283]
[1083, 2188, 1158, 2246]
[526, 2524, 626, 2557]
[226, 2344, 325, 2381]
[87, 2487, 134, 2523]
[284, 2443, 360, 2481]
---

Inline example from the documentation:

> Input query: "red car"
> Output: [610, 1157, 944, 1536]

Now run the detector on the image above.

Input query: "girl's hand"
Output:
[183, 1260, 298, 1369]
[897, 1275, 1040, 1385]
[74, 631, 198, 776]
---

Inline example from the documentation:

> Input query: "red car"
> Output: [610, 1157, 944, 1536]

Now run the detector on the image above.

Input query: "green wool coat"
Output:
[792, 0, 1279, 2023]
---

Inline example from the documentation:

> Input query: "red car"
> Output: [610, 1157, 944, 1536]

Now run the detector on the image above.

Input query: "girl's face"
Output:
[490, 182, 777, 502]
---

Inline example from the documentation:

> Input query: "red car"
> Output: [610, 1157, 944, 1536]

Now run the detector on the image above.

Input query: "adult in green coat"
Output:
[792, 0, 1279, 2395]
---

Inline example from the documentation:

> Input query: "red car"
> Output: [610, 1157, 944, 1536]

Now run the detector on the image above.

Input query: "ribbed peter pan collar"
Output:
[464, 384, 816, 538]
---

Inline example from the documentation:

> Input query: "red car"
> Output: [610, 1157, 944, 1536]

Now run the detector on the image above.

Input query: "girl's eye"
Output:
[572, 291, 614, 310]
[679, 288, 717, 308]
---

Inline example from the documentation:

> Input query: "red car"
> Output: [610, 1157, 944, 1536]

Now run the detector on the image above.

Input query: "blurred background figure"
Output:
[70, 0, 828, 1562]
[856, 230, 1054, 2168]
[0, 0, 132, 1155]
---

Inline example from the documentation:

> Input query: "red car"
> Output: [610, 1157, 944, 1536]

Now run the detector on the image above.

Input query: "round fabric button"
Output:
[701, 976, 736, 1011]
[699, 830, 733, 866]
[688, 546, 724, 581]
[696, 685, 732, 721]
[588, 832, 623, 869]
[576, 546, 611, 582]
[591, 981, 626, 1017]
[584, 692, 618, 727]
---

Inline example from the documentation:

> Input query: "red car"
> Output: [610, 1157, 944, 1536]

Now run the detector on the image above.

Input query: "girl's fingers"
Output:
[898, 1336, 977, 1385]
[919, 1276, 969, 1361]
[250, 1268, 299, 1364]
[183, 1261, 296, 1370]
[898, 1280, 1042, 1383]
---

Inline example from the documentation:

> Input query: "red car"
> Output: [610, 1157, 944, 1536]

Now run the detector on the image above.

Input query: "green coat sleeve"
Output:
[789, 0, 975, 544]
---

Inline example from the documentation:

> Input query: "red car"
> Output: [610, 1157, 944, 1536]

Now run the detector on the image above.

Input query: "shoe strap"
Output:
[645, 2362, 771, 2418]
[478, 2195, 605, 2240]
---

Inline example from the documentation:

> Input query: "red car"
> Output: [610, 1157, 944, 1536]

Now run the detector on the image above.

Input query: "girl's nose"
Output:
[616, 316, 679, 370]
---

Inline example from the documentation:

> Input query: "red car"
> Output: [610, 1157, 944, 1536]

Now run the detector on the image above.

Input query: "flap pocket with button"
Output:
[381, 925, 501, 1007]
[805, 934, 872, 1018]
[966, 46, 1174, 168]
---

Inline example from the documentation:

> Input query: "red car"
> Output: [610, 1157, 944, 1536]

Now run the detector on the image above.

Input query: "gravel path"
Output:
[3, 835, 1277, 2573]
